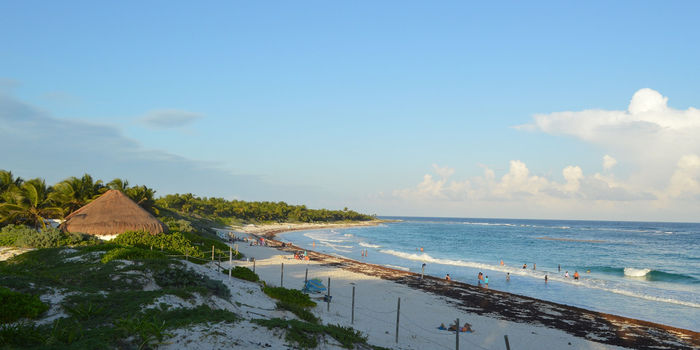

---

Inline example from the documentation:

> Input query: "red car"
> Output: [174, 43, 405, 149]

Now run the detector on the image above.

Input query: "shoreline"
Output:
[227, 222, 699, 349]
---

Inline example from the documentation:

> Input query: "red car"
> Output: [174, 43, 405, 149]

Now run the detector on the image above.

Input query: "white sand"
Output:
[225, 239, 625, 350]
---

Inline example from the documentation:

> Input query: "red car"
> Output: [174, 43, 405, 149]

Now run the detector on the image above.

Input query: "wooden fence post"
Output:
[281, 263, 284, 287]
[395, 297, 400, 343]
[455, 318, 459, 350]
[504, 335, 511, 350]
[351, 286, 355, 324]
[212, 245, 214, 261]
[304, 268, 308, 284]
[327, 277, 331, 312]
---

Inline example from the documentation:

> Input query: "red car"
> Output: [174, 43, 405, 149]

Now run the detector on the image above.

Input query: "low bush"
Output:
[228, 266, 259, 282]
[100, 247, 166, 263]
[277, 301, 318, 324]
[263, 286, 316, 307]
[112, 230, 241, 262]
[252, 318, 367, 349]
[0, 287, 49, 323]
[0, 322, 45, 347]
[153, 268, 230, 299]
[0, 225, 98, 248]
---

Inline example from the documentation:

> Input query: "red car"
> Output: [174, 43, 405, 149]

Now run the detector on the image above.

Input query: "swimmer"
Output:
[523, 263, 527, 269]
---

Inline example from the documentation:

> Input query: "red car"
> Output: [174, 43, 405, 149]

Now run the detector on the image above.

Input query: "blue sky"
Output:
[2, 1, 699, 221]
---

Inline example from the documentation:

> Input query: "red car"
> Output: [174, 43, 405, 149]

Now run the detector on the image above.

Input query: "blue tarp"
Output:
[303, 278, 327, 293]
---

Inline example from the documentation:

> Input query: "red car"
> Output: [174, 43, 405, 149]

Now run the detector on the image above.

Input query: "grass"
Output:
[0, 287, 49, 323]
[252, 318, 368, 349]
[225, 266, 259, 282]
[263, 286, 316, 307]
[0, 246, 240, 349]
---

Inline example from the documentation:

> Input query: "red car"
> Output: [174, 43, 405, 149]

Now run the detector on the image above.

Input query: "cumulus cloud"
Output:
[520, 88, 700, 185]
[603, 155, 617, 171]
[139, 109, 203, 129]
[394, 160, 654, 205]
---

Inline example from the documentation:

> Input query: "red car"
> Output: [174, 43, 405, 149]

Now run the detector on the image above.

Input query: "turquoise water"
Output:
[279, 217, 700, 331]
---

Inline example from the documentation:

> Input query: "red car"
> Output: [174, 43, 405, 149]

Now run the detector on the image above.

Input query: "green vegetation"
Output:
[0, 247, 240, 349]
[111, 230, 240, 262]
[100, 247, 166, 263]
[1, 169, 374, 232]
[226, 266, 259, 282]
[263, 286, 316, 307]
[0, 287, 49, 323]
[0, 225, 99, 248]
[157, 193, 374, 223]
[276, 301, 319, 324]
[253, 318, 367, 349]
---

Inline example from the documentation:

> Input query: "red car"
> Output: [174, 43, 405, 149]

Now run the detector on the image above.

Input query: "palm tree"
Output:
[0, 170, 23, 203]
[49, 174, 105, 215]
[0, 179, 63, 229]
[107, 178, 129, 192]
[125, 185, 159, 215]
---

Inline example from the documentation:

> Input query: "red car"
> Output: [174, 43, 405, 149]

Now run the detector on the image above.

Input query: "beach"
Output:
[221, 223, 699, 350]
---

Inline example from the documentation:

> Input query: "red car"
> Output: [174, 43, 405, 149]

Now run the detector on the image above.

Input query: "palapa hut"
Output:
[59, 189, 168, 239]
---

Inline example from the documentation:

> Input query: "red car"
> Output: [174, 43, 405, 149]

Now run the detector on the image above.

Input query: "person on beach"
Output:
[484, 275, 489, 288]
[461, 323, 473, 333]
[445, 274, 451, 281]
[565, 271, 569, 278]
[574, 271, 580, 280]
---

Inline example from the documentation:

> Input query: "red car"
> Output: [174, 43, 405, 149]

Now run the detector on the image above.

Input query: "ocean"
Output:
[278, 217, 700, 331]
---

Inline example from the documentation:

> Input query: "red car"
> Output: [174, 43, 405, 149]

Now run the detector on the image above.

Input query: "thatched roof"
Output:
[60, 190, 167, 236]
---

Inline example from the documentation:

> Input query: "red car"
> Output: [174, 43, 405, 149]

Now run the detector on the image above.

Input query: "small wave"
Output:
[359, 242, 381, 248]
[536, 236, 606, 243]
[384, 264, 410, 271]
[624, 268, 651, 277]
[343, 233, 353, 237]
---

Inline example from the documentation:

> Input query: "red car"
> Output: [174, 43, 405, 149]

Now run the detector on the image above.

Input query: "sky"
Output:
[1, 1, 699, 222]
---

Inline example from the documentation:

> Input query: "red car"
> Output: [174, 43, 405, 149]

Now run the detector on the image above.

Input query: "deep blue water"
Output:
[280, 217, 700, 331]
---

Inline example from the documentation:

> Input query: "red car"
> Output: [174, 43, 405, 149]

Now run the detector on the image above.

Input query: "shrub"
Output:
[0, 287, 49, 323]
[112, 231, 199, 258]
[101, 247, 166, 263]
[263, 286, 316, 307]
[0, 322, 45, 347]
[228, 266, 259, 282]
[153, 268, 230, 299]
[277, 301, 319, 324]
[0, 225, 98, 248]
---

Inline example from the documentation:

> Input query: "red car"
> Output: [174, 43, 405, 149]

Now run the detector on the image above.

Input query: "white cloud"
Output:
[667, 154, 700, 199]
[603, 155, 617, 171]
[394, 161, 650, 205]
[139, 109, 203, 129]
[521, 88, 700, 187]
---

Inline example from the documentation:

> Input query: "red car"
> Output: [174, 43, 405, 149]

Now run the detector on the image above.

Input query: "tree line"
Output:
[156, 193, 374, 223]
[0, 170, 373, 229]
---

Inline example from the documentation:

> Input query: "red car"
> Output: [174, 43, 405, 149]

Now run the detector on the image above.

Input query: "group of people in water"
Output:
[443, 260, 587, 286]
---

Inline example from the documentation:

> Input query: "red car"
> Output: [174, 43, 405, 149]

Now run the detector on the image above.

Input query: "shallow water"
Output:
[279, 217, 700, 331]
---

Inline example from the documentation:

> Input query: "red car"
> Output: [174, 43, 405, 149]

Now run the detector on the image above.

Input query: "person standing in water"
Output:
[558, 264, 561, 272]
[506, 272, 510, 281]
[574, 271, 580, 280]
[545, 274, 548, 283]
[533, 263, 536, 270]
[565, 271, 570, 278]
[484, 275, 489, 288]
